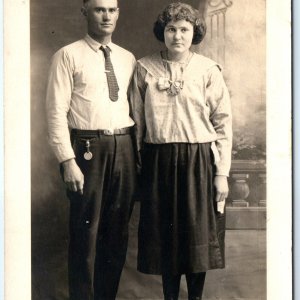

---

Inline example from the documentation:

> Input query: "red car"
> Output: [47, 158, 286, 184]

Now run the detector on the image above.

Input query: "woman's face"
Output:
[164, 19, 194, 57]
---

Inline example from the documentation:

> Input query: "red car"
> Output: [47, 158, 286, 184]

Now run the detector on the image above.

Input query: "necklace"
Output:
[157, 50, 192, 96]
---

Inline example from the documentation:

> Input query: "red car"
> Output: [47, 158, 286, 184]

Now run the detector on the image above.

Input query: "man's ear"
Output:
[81, 7, 87, 17]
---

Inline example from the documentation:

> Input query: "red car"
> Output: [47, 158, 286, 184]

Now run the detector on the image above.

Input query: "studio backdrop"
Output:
[31, 0, 266, 299]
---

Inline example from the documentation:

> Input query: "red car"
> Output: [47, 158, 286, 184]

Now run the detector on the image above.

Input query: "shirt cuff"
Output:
[215, 162, 230, 177]
[51, 143, 76, 163]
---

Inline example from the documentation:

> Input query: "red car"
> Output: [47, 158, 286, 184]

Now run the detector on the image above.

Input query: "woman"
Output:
[130, 2, 232, 299]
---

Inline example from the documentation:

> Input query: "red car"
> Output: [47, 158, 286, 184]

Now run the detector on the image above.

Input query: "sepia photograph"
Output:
[5, 0, 292, 299]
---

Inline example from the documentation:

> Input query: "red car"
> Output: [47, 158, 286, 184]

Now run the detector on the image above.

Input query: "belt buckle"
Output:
[103, 129, 114, 136]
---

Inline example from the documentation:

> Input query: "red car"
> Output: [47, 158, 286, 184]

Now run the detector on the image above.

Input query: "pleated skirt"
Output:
[137, 143, 225, 275]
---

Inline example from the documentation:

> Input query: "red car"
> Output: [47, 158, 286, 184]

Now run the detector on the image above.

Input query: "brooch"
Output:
[157, 77, 184, 96]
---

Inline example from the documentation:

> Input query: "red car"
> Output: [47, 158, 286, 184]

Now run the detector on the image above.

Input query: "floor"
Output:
[32, 203, 266, 300]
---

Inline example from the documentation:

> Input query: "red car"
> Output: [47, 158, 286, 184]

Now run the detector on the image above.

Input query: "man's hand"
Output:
[62, 158, 84, 194]
[214, 175, 229, 203]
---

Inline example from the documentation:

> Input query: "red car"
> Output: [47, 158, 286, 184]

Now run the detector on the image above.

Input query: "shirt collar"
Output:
[84, 34, 114, 53]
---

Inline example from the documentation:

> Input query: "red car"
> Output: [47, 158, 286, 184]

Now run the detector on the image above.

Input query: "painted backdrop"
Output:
[31, 0, 266, 298]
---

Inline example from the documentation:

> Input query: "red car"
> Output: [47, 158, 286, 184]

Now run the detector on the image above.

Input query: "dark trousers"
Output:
[65, 132, 136, 300]
[162, 272, 206, 300]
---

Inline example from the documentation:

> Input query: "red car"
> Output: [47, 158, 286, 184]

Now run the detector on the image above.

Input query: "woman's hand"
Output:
[214, 175, 229, 203]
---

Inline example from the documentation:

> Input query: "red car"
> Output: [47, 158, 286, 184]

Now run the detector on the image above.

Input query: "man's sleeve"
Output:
[46, 48, 75, 163]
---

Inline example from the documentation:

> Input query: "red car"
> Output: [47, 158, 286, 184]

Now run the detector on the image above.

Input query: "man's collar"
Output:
[84, 34, 114, 52]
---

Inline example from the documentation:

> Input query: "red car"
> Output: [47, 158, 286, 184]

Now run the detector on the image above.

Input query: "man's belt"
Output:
[71, 127, 132, 137]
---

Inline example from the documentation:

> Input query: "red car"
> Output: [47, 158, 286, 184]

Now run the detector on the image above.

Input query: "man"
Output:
[46, 0, 136, 299]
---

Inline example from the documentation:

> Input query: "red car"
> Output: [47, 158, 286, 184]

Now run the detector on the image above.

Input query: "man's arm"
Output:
[62, 158, 84, 194]
[46, 48, 84, 193]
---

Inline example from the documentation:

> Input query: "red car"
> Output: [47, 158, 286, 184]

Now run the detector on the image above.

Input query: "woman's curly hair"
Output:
[153, 2, 206, 45]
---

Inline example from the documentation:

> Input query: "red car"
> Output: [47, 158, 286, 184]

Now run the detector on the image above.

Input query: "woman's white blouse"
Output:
[130, 52, 232, 176]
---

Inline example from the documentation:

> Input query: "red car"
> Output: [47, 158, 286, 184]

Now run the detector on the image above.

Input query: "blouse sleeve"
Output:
[129, 62, 147, 172]
[206, 65, 232, 176]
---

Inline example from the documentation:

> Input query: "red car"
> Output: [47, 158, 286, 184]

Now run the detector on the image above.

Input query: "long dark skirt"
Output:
[137, 143, 225, 275]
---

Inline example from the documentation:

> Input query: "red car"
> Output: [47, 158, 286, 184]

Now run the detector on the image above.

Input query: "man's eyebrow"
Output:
[94, 6, 118, 9]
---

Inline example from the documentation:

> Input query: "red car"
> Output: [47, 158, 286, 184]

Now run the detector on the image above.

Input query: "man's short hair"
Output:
[153, 2, 206, 45]
[83, 0, 119, 5]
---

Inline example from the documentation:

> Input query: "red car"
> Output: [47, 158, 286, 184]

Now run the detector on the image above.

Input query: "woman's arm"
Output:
[128, 62, 147, 173]
[206, 65, 232, 204]
[206, 65, 233, 177]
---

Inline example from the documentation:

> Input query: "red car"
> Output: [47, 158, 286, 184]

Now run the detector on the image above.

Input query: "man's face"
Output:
[84, 0, 119, 40]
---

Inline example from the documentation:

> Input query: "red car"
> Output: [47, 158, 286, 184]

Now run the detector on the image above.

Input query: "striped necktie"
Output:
[100, 46, 119, 102]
